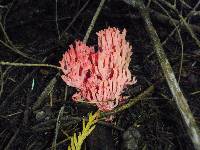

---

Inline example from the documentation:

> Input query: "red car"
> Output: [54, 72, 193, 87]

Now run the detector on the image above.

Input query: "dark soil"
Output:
[0, 0, 199, 150]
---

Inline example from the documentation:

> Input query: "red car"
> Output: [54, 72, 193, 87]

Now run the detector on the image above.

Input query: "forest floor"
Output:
[0, 0, 200, 149]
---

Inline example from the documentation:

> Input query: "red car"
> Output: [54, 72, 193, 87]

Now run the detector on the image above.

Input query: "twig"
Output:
[59, 0, 90, 40]
[32, 75, 58, 111]
[52, 106, 65, 150]
[0, 67, 39, 112]
[191, 90, 200, 95]
[55, 0, 60, 39]
[132, 0, 200, 149]
[157, 0, 200, 48]
[23, 91, 32, 126]
[4, 128, 20, 150]
[161, 26, 177, 45]
[83, 0, 106, 43]
[0, 65, 2, 81]
[64, 85, 68, 101]
[0, 22, 12, 45]
[101, 85, 154, 118]
[0, 22, 39, 62]
[150, 10, 200, 33]
[153, 0, 184, 83]
[186, 0, 200, 19]
[0, 61, 61, 70]
[0, 67, 3, 99]
[0, 40, 39, 62]
[180, 16, 200, 48]
[179, 0, 192, 9]
[2, 0, 16, 27]
[49, 138, 69, 150]
[0, 58, 21, 99]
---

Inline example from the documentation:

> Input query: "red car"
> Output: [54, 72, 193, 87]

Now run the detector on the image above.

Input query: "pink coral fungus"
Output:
[59, 27, 136, 111]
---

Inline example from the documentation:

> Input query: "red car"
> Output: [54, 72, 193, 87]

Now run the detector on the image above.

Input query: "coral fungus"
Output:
[59, 27, 136, 111]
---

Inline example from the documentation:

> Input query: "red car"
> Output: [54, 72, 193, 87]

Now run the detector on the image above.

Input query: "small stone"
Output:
[36, 111, 45, 120]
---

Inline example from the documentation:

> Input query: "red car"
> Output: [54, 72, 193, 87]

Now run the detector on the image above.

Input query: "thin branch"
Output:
[0, 39, 39, 62]
[83, 0, 106, 43]
[0, 66, 3, 98]
[32, 75, 58, 111]
[179, 0, 192, 9]
[154, 0, 184, 83]
[59, 0, 90, 40]
[162, 26, 177, 45]
[100, 85, 155, 118]
[157, 0, 200, 48]
[150, 10, 200, 33]
[186, 0, 200, 19]
[0, 22, 12, 44]
[55, 0, 60, 39]
[2, 0, 16, 27]
[52, 106, 65, 150]
[180, 15, 200, 48]
[4, 128, 20, 150]
[0, 21, 40, 62]
[0, 61, 61, 70]
[0, 58, 21, 99]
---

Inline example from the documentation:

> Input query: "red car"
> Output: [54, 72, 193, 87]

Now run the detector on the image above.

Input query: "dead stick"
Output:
[100, 85, 155, 118]
[83, 0, 106, 43]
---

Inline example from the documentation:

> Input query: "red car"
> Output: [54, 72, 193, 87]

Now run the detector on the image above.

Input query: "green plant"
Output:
[68, 111, 99, 150]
